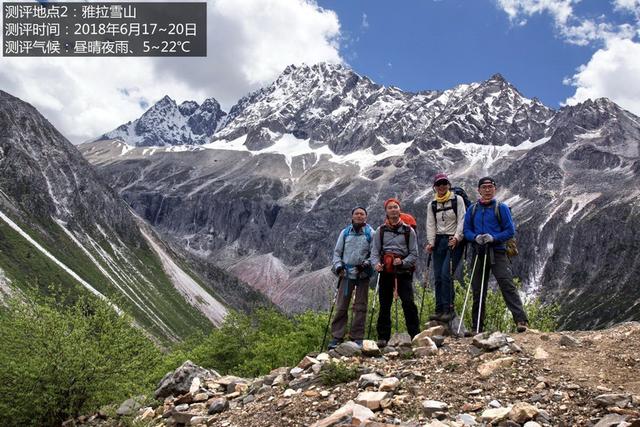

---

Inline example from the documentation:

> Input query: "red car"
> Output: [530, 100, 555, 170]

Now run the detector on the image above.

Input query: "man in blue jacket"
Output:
[329, 207, 373, 349]
[463, 177, 529, 333]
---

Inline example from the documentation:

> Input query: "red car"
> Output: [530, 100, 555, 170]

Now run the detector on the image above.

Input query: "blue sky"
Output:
[316, 0, 637, 110]
[1, 0, 639, 142]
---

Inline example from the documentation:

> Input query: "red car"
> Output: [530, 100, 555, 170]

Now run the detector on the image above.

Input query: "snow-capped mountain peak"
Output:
[96, 95, 226, 147]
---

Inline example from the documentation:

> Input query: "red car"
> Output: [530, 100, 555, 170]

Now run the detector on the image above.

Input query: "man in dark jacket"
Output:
[329, 207, 373, 349]
[371, 198, 420, 346]
[463, 177, 529, 333]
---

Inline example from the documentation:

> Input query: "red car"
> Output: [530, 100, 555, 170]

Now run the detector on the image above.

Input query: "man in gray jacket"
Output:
[371, 198, 420, 346]
[329, 207, 373, 349]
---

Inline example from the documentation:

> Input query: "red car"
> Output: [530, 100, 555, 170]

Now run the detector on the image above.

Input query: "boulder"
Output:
[379, 377, 400, 392]
[414, 345, 439, 357]
[309, 400, 375, 427]
[480, 406, 512, 423]
[207, 397, 228, 414]
[472, 332, 509, 351]
[335, 341, 362, 357]
[359, 373, 384, 388]
[155, 361, 217, 399]
[388, 333, 412, 349]
[533, 346, 549, 360]
[355, 391, 388, 411]
[423, 325, 447, 337]
[116, 396, 144, 416]
[593, 414, 629, 427]
[297, 356, 319, 370]
[362, 340, 382, 357]
[595, 393, 632, 408]
[412, 330, 438, 348]
[509, 402, 539, 423]
[559, 334, 580, 347]
[422, 400, 449, 416]
[477, 357, 516, 378]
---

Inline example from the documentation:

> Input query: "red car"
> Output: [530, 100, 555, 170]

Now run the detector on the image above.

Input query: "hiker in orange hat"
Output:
[370, 198, 420, 347]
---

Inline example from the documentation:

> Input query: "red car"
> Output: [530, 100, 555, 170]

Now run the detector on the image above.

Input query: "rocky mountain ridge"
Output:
[97, 96, 226, 147]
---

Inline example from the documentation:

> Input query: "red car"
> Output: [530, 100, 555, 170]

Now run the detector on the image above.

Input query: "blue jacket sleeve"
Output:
[370, 227, 381, 267]
[493, 203, 515, 242]
[463, 205, 476, 242]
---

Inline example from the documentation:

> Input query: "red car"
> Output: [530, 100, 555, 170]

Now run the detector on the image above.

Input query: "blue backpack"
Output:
[341, 224, 373, 243]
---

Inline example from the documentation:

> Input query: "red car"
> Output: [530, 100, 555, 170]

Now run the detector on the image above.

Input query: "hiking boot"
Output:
[429, 312, 444, 321]
[327, 338, 342, 350]
[376, 339, 388, 348]
[353, 340, 363, 348]
[516, 322, 528, 333]
[439, 312, 454, 322]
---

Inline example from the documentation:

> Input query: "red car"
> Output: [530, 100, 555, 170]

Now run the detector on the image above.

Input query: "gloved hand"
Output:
[335, 265, 344, 276]
[356, 262, 370, 273]
[475, 234, 484, 244]
[482, 234, 494, 243]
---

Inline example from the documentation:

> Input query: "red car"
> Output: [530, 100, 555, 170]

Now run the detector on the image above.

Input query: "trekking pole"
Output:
[321, 276, 342, 352]
[367, 272, 381, 339]
[457, 253, 479, 335]
[476, 248, 489, 334]
[418, 254, 432, 325]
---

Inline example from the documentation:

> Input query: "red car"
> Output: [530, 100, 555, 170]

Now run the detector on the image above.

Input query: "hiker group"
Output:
[326, 174, 529, 350]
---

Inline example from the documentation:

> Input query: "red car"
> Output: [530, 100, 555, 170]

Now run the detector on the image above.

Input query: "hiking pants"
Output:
[330, 277, 369, 341]
[432, 235, 464, 314]
[471, 249, 528, 332]
[376, 272, 420, 340]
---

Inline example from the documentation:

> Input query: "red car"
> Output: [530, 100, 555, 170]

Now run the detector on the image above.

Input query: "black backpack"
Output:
[430, 186, 473, 221]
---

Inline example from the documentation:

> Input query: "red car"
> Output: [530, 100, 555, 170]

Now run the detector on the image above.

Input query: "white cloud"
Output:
[496, 0, 576, 26]
[496, 0, 639, 45]
[0, 0, 343, 143]
[559, 20, 636, 45]
[497, 1, 640, 115]
[563, 38, 640, 115]
[613, 0, 640, 14]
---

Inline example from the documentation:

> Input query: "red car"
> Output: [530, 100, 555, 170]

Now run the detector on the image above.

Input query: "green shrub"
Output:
[319, 361, 359, 386]
[178, 308, 326, 378]
[0, 293, 163, 427]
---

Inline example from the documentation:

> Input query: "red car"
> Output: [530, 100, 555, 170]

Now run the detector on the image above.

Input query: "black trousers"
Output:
[376, 271, 420, 340]
[471, 249, 528, 332]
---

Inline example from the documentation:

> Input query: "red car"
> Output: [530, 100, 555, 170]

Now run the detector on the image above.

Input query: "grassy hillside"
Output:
[0, 211, 215, 343]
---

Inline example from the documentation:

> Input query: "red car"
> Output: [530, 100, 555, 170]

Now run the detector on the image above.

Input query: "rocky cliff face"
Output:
[0, 90, 270, 343]
[80, 63, 640, 329]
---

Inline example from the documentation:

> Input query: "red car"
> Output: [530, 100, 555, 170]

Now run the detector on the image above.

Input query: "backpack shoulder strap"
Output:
[364, 225, 372, 243]
[470, 202, 478, 230]
[431, 200, 437, 219]
[495, 202, 505, 230]
[451, 195, 458, 219]
[341, 225, 352, 256]
[378, 225, 385, 256]
[404, 225, 411, 250]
